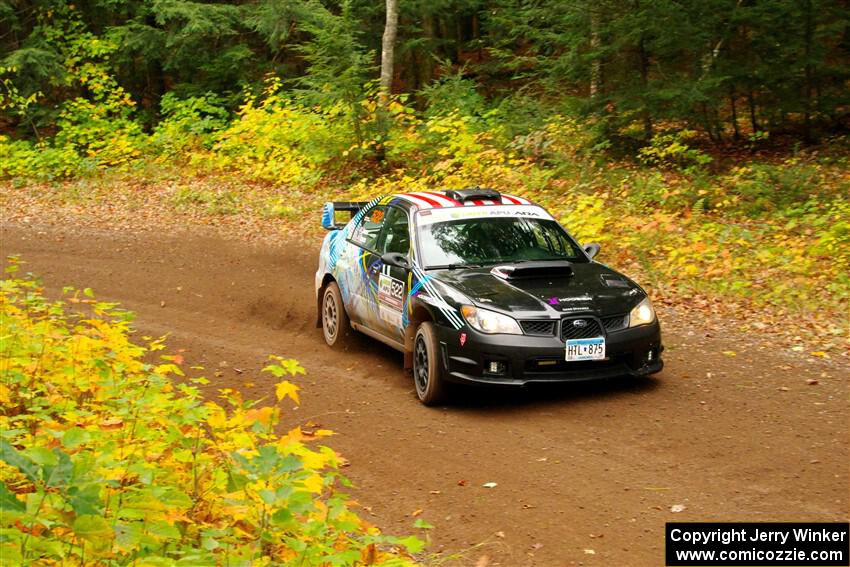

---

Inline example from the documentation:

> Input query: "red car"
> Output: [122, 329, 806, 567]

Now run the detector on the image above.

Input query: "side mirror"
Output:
[584, 242, 601, 259]
[381, 252, 412, 271]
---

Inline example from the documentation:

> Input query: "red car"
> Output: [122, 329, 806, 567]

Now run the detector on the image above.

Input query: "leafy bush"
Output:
[0, 261, 421, 565]
[724, 159, 829, 216]
[0, 136, 83, 179]
[637, 130, 713, 172]
[420, 74, 485, 119]
[54, 97, 145, 168]
[152, 93, 230, 156]
[195, 78, 352, 186]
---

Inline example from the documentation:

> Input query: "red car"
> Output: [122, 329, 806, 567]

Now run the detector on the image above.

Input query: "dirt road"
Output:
[1, 222, 847, 566]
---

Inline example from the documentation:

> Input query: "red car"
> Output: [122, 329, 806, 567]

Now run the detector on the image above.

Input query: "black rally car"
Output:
[315, 187, 663, 405]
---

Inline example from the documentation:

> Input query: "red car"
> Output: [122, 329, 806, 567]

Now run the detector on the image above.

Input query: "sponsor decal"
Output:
[327, 195, 383, 270]
[417, 205, 553, 226]
[409, 266, 465, 330]
[548, 295, 594, 308]
[448, 209, 541, 220]
[556, 295, 593, 302]
[378, 273, 405, 326]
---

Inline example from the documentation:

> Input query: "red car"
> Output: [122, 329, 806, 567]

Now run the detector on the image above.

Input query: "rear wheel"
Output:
[413, 322, 446, 406]
[321, 282, 350, 348]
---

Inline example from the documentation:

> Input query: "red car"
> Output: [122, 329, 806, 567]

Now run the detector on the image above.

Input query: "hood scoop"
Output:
[490, 261, 574, 280]
[600, 274, 630, 288]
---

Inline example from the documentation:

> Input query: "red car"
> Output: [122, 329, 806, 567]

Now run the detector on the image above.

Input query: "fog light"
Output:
[487, 361, 506, 375]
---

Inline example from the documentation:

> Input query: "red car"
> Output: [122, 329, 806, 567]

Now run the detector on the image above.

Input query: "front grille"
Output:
[526, 355, 628, 374]
[601, 314, 628, 332]
[560, 317, 604, 341]
[521, 320, 557, 336]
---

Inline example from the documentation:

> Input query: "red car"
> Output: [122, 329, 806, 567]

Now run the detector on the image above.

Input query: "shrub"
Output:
[637, 130, 713, 172]
[0, 136, 83, 179]
[152, 93, 230, 156]
[0, 260, 421, 565]
[196, 78, 352, 187]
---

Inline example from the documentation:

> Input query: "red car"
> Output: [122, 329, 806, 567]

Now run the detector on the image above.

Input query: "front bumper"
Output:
[435, 321, 663, 386]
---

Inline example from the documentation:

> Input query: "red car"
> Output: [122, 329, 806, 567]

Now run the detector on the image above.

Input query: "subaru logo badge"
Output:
[573, 319, 588, 328]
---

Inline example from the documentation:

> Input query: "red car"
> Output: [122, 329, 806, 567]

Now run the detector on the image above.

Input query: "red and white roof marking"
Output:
[396, 191, 530, 209]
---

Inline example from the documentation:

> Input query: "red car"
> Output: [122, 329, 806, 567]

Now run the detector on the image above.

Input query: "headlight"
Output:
[629, 297, 656, 327]
[461, 305, 522, 335]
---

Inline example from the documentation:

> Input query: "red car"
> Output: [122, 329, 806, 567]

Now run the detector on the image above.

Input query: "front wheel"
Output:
[321, 282, 351, 348]
[413, 322, 446, 406]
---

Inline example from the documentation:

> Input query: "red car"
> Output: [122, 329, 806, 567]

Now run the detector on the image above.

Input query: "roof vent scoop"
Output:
[491, 261, 574, 280]
[445, 187, 502, 202]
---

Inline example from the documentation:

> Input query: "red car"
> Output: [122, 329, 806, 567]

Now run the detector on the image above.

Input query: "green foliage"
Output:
[293, 1, 375, 147]
[419, 74, 485, 119]
[152, 93, 230, 155]
[197, 77, 352, 186]
[0, 136, 83, 180]
[637, 131, 713, 172]
[0, 261, 421, 565]
[0, 66, 42, 139]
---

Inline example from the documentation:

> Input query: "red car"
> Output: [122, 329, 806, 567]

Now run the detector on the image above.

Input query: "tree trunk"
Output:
[418, 16, 435, 89]
[802, 0, 814, 142]
[638, 36, 653, 139]
[729, 86, 741, 140]
[589, 8, 602, 99]
[380, 0, 400, 104]
[747, 88, 759, 132]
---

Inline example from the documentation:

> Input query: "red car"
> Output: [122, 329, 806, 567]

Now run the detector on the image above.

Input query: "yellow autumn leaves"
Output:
[0, 260, 420, 565]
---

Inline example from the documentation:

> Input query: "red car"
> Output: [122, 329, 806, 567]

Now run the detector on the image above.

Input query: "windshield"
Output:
[418, 216, 587, 268]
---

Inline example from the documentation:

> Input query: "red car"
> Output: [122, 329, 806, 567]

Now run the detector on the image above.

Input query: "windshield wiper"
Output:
[425, 262, 484, 270]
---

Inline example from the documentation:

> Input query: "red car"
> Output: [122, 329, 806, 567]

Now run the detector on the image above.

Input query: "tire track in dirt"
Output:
[1, 222, 847, 567]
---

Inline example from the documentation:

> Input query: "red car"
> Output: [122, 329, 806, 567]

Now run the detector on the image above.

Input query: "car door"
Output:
[371, 206, 412, 341]
[345, 204, 388, 328]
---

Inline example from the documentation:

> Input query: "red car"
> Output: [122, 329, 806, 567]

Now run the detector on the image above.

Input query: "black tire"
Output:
[321, 282, 351, 348]
[413, 322, 446, 406]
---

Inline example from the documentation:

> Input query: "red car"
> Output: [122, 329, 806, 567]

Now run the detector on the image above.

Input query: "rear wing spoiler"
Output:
[322, 201, 369, 230]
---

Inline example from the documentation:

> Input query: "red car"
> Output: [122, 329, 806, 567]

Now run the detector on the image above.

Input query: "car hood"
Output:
[430, 261, 645, 317]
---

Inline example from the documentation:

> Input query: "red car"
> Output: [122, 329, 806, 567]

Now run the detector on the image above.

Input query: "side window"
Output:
[350, 206, 387, 250]
[377, 207, 411, 255]
[529, 221, 581, 257]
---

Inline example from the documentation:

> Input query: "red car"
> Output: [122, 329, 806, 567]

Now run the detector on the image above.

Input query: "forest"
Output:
[3, 0, 849, 323]
[2, 0, 849, 144]
[2, 0, 848, 345]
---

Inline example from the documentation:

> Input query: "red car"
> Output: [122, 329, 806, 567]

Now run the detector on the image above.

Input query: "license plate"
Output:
[566, 337, 606, 361]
